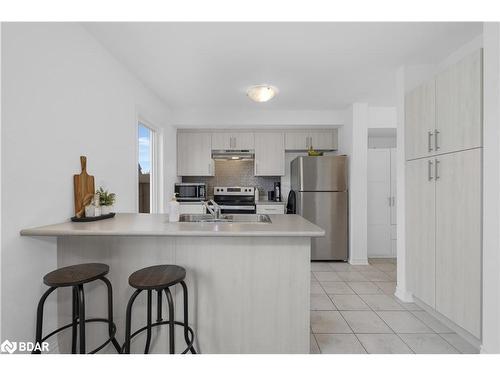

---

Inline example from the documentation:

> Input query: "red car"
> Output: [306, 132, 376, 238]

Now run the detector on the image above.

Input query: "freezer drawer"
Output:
[298, 191, 348, 260]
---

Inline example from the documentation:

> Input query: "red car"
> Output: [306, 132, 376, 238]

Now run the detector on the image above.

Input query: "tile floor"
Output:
[309, 258, 479, 354]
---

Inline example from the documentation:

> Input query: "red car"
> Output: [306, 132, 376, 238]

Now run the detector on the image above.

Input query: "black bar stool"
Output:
[33, 263, 121, 354]
[123, 265, 196, 354]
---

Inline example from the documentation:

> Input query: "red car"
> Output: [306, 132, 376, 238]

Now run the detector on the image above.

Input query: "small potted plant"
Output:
[97, 187, 116, 215]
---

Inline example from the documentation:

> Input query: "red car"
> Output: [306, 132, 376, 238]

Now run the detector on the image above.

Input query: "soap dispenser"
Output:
[168, 193, 180, 222]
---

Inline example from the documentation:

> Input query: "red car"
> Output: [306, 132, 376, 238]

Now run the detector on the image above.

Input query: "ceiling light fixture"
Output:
[246, 85, 278, 103]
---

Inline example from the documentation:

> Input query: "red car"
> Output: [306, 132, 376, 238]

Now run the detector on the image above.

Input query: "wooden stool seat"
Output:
[128, 265, 186, 290]
[43, 263, 109, 287]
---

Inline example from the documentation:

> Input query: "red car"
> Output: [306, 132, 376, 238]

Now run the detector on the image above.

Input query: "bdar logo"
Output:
[1, 340, 17, 354]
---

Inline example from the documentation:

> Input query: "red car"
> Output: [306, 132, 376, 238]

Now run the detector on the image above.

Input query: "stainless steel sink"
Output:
[179, 214, 271, 224]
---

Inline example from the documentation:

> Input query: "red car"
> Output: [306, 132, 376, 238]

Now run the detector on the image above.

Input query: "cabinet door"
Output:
[177, 132, 213, 176]
[254, 132, 285, 176]
[310, 131, 336, 150]
[405, 80, 436, 160]
[435, 149, 481, 338]
[285, 132, 310, 150]
[233, 132, 254, 150]
[406, 157, 436, 308]
[211, 133, 231, 150]
[436, 50, 482, 154]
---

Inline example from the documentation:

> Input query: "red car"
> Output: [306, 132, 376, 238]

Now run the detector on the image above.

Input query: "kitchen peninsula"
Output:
[21, 213, 324, 354]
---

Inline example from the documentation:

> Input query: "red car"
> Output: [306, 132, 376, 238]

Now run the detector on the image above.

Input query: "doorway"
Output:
[138, 122, 158, 213]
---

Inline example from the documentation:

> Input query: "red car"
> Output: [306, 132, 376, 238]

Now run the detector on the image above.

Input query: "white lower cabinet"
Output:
[435, 148, 482, 338]
[406, 148, 482, 338]
[256, 204, 285, 214]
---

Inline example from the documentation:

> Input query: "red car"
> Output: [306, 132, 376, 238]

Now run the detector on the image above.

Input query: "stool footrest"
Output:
[122, 320, 195, 354]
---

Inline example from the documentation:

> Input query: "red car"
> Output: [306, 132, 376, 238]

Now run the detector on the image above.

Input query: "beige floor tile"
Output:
[340, 311, 392, 333]
[411, 311, 454, 333]
[440, 333, 479, 354]
[330, 294, 370, 310]
[311, 272, 317, 281]
[377, 311, 433, 333]
[347, 281, 383, 294]
[320, 281, 355, 294]
[310, 334, 321, 354]
[311, 294, 337, 311]
[385, 271, 397, 281]
[310, 311, 352, 334]
[315, 334, 366, 354]
[356, 334, 413, 354]
[372, 263, 397, 272]
[374, 281, 397, 294]
[359, 271, 391, 281]
[359, 294, 405, 311]
[311, 262, 335, 271]
[369, 258, 396, 264]
[337, 271, 369, 282]
[399, 333, 459, 354]
[313, 271, 342, 282]
[350, 264, 376, 272]
[396, 301, 424, 311]
[329, 262, 355, 272]
[310, 281, 326, 295]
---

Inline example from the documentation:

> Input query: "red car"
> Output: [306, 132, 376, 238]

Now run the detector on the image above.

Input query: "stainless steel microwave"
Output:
[174, 183, 206, 201]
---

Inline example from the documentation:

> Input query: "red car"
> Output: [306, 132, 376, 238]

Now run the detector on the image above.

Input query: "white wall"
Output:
[481, 22, 500, 354]
[1, 23, 175, 344]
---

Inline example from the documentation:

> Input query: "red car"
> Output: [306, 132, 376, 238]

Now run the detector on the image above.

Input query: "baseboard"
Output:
[348, 258, 369, 265]
[413, 296, 482, 352]
[394, 286, 414, 302]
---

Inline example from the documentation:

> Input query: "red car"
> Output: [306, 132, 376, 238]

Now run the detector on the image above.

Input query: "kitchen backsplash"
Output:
[182, 160, 280, 198]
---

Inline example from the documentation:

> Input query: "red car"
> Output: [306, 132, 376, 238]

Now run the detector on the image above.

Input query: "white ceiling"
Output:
[84, 22, 482, 111]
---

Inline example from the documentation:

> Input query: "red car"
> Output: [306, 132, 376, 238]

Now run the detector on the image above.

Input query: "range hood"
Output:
[211, 150, 254, 160]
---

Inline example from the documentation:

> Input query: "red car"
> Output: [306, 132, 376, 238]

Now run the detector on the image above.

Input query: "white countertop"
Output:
[20, 213, 324, 237]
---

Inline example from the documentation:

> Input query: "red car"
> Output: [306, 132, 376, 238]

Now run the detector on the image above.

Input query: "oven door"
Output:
[218, 205, 256, 214]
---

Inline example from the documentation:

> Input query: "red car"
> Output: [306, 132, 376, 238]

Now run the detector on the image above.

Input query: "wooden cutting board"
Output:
[73, 156, 95, 218]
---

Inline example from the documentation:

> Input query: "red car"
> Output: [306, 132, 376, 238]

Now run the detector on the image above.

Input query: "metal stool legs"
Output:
[123, 284, 196, 354]
[33, 277, 120, 354]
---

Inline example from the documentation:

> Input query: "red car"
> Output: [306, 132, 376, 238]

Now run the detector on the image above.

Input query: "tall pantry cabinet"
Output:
[405, 49, 482, 339]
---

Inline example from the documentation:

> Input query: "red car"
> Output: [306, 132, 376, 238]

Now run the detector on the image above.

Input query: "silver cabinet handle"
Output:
[428, 131, 434, 152]
[434, 130, 440, 151]
[435, 159, 440, 180]
[428, 159, 434, 181]
[208, 163, 212, 175]
[255, 161, 258, 175]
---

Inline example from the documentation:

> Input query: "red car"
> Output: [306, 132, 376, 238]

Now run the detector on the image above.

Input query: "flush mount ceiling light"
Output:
[246, 85, 278, 103]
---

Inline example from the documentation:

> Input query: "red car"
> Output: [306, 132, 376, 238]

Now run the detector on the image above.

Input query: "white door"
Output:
[435, 148, 482, 338]
[254, 132, 285, 176]
[310, 131, 335, 150]
[436, 49, 482, 154]
[405, 80, 436, 160]
[177, 132, 213, 176]
[406, 157, 436, 308]
[367, 149, 392, 258]
[232, 132, 254, 150]
[211, 133, 231, 150]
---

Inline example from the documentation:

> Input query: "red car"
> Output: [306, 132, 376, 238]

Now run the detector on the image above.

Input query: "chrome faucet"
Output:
[202, 200, 222, 219]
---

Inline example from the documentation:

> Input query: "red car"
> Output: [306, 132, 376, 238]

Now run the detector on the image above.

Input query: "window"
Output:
[138, 122, 159, 213]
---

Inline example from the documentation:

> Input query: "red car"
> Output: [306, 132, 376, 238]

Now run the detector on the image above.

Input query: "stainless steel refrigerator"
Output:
[290, 156, 348, 261]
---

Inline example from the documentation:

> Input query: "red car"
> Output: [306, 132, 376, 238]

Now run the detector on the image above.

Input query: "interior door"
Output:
[406, 157, 436, 308]
[367, 149, 392, 257]
[435, 148, 481, 338]
[298, 191, 348, 261]
[405, 80, 436, 160]
[436, 49, 482, 154]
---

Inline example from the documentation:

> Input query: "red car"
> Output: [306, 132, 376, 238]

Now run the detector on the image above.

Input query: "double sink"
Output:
[179, 214, 272, 224]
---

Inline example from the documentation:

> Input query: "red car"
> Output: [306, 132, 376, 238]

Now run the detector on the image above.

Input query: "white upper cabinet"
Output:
[436, 49, 482, 154]
[211, 132, 254, 150]
[285, 130, 338, 150]
[405, 80, 436, 160]
[177, 132, 214, 176]
[254, 132, 285, 176]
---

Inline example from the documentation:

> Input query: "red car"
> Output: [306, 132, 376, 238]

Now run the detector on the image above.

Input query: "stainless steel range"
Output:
[213, 186, 256, 214]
